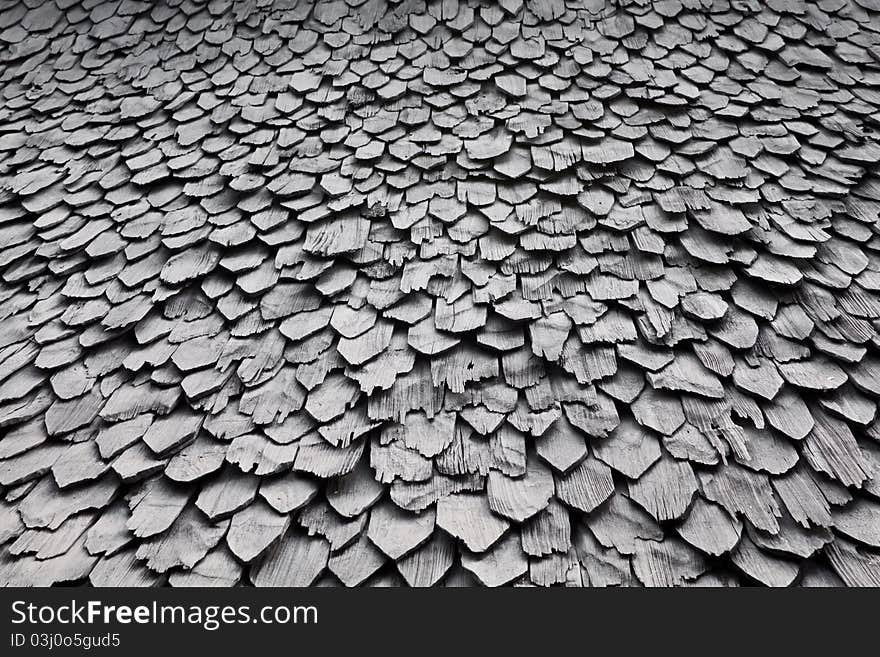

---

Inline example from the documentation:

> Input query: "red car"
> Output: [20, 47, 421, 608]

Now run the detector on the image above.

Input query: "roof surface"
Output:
[1, 0, 880, 587]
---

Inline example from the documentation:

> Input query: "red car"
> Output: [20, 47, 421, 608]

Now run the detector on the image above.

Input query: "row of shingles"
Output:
[461, 0, 784, 587]
[101, 0, 424, 584]
[282, 0, 564, 584]
[43, 0, 251, 581]
[221, 0, 529, 587]
[91, 0, 278, 575]
[266, 0, 776, 584]
[205, 5, 410, 584]
[802, 1, 880, 582]
[460, 2, 665, 587]
[242, 0, 515, 587]
[460, 0, 728, 583]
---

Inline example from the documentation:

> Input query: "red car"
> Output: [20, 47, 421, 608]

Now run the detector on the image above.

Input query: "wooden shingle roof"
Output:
[1, 0, 880, 587]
